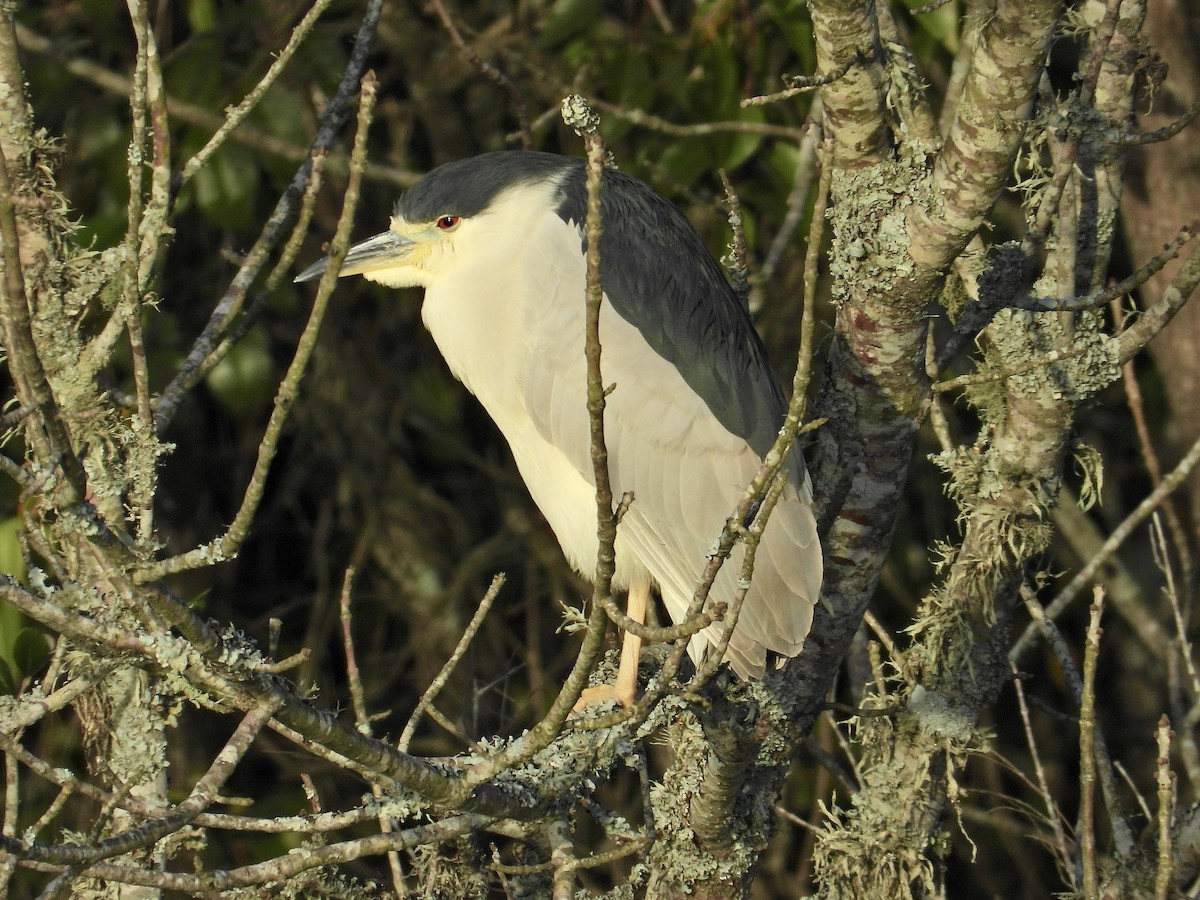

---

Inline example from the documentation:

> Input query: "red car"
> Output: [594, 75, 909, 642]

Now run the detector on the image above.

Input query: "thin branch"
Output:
[339, 565, 372, 734]
[137, 74, 377, 581]
[1155, 715, 1175, 900]
[742, 57, 855, 107]
[171, 147, 329, 400]
[450, 96, 617, 792]
[759, 103, 822, 289]
[428, 0, 532, 149]
[1115, 299, 1194, 589]
[1, 702, 278, 867]
[153, 0, 385, 434]
[1079, 589, 1104, 900]
[1012, 663, 1073, 885]
[0, 731, 417, 836]
[591, 97, 806, 141]
[179, 0, 337, 184]
[933, 344, 1089, 392]
[0, 672, 107, 733]
[1117, 238, 1200, 363]
[1118, 97, 1200, 145]
[1021, 585, 1133, 855]
[14, 23, 415, 188]
[399, 573, 505, 752]
[549, 816, 575, 899]
[1012, 427, 1200, 660]
[336, 560, 406, 898]
[14, 813, 492, 892]
[595, 593, 715, 644]
[1012, 227, 1194, 312]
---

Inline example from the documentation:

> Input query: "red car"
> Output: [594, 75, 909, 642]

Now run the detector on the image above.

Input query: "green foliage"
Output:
[0, 518, 50, 695]
[204, 327, 276, 421]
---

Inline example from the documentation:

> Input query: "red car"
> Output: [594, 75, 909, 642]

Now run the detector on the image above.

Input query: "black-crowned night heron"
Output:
[297, 150, 821, 706]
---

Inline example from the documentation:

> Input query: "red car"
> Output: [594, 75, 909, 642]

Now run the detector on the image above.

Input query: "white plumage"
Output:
[298, 151, 822, 684]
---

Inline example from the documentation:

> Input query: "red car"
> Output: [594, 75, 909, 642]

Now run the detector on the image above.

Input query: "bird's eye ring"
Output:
[436, 215, 461, 231]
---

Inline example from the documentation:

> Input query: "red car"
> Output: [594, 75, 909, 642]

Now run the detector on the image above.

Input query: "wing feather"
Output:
[523, 251, 820, 678]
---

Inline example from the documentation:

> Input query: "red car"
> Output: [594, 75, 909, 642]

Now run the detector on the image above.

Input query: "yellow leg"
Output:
[613, 579, 648, 706]
[573, 579, 650, 711]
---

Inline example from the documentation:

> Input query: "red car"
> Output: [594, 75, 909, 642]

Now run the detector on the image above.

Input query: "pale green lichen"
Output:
[984, 307, 1119, 405]
[100, 667, 168, 788]
[826, 148, 933, 311]
[814, 682, 986, 899]
[1072, 440, 1104, 510]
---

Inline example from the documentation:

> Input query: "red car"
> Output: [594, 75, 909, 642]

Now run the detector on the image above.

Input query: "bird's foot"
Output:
[571, 682, 636, 716]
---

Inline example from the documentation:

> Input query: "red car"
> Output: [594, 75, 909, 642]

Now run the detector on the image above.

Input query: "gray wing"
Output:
[554, 165, 807, 482]
[524, 176, 821, 677]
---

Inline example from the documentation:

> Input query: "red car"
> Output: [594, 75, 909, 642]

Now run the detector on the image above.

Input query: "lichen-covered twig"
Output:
[1079, 590, 1104, 897]
[0, 143, 85, 502]
[0, 702, 277, 869]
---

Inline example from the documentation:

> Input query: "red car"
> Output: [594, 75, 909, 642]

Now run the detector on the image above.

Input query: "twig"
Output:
[1155, 715, 1175, 900]
[571, 139, 830, 726]
[174, 148, 329, 400]
[759, 102, 822, 289]
[549, 816, 575, 899]
[1117, 238, 1200, 364]
[119, 0, 162, 549]
[1011, 227, 1194, 312]
[1079, 589, 1104, 899]
[153, 0, 385, 434]
[1, 673, 107, 733]
[0, 573, 522, 817]
[1119, 97, 1200, 145]
[742, 57, 855, 107]
[0, 732, 417, 835]
[1012, 662, 1073, 886]
[909, 0, 955, 13]
[452, 96, 616, 792]
[14, 24, 415, 188]
[691, 470, 788, 687]
[337, 562, 407, 897]
[428, 0, 532, 148]
[589, 96, 807, 141]
[1, 702, 278, 867]
[12, 813, 492, 892]
[494, 833, 650, 877]
[933, 344, 1089, 392]
[578, 102, 619, 631]
[2, 753, 17, 863]
[594, 593, 715, 644]
[136, 73, 378, 582]
[1011, 427, 1200, 659]
[794, 137, 832, 419]
[180, 0, 336, 184]
[1114, 300, 1193, 586]
[863, 610, 907, 676]
[399, 574, 505, 752]
[339, 565, 371, 734]
[1020, 586, 1133, 855]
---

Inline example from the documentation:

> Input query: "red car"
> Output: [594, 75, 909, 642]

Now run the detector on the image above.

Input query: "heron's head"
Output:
[295, 151, 579, 289]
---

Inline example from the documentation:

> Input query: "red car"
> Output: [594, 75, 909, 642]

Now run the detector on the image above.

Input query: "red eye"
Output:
[436, 215, 461, 230]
